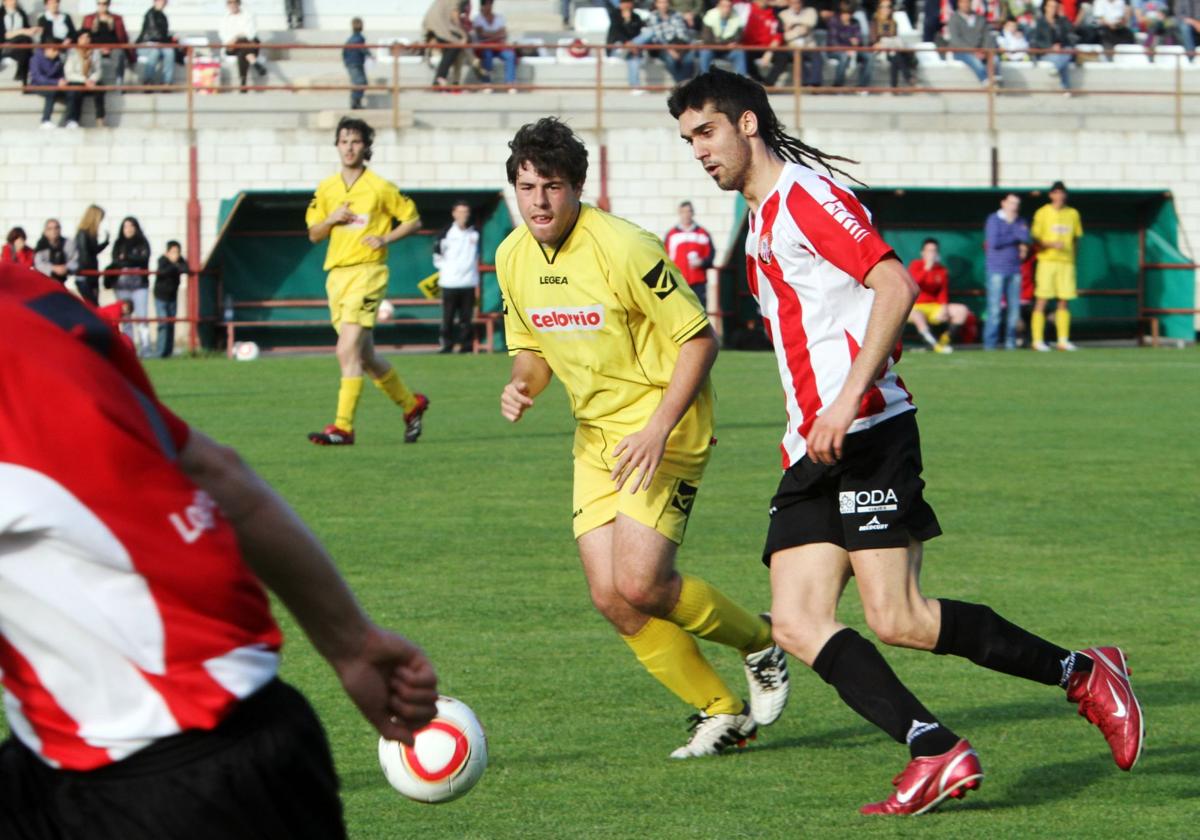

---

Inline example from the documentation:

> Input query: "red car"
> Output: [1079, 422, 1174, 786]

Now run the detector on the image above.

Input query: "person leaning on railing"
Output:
[699, 0, 749, 76]
[73, 205, 109, 306]
[136, 0, 176, 88]
[608, 0, 647, 89]
[1030, 0, 1075, 90]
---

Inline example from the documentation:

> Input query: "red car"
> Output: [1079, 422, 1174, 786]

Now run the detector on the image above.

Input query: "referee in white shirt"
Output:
[433, 200, 481, 353]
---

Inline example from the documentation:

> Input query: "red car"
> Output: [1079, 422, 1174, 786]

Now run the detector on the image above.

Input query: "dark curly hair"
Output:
[667, 68, 861, 185]
[335, 116, 374, 161]
[505, 118, 588, 190]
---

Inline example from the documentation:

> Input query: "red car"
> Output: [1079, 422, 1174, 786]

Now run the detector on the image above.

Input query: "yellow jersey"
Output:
[1030, 204, 1083, 264]
[497, 204, 714, 480]
[305, 168, 419, 271]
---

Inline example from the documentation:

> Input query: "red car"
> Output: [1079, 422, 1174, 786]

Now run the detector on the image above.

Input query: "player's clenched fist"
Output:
[500, 380, 535, 422]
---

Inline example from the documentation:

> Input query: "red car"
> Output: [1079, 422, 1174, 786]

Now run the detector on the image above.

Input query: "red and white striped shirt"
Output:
[0, 266, 282, 771]
[745, 164, 914, 468]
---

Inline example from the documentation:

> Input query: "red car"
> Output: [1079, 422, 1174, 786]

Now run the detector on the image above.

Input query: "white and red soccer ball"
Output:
[378, 696, 487, 804]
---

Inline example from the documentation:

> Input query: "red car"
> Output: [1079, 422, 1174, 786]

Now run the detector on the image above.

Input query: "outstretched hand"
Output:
[332, 624, 438, 746]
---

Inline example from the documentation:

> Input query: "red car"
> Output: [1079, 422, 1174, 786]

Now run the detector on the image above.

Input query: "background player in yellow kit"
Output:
[305, 117, 430, 445]
[496, 118, 789, 758]
[1030, 180, 1084, 352]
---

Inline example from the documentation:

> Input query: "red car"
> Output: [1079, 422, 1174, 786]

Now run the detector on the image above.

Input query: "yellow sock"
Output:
[1055, 309, 1071, 344]
[335, 377, 364, 432]
[668, 574, 773, 655]
[372, 368, 417, 414]
[1032, 310, 1046, 345]
[622, 617, 741, 715]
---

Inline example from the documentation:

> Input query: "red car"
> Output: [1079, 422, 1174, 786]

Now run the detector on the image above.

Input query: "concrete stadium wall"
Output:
[1, 125, 1196, 334]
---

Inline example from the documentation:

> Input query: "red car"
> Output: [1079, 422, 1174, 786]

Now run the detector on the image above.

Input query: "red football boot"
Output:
[404, 393, 429, 443]
[860, 739, 983, 816]
[1066, 647, 1144, 771]
[308, 424, 355, 446]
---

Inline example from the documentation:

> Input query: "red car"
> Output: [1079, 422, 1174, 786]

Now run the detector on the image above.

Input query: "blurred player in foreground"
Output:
[496, 117, 789, 758]
[670, 68, 1143, 814]
[305, 117, 430, 446]
[0, 264, 438, 838]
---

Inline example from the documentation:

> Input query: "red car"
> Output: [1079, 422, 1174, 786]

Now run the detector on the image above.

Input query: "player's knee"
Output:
[864, 606, 928, 649]
[771, 614, 824, 664]
[588, 587, 629, 624]
[614, 576, 671, 617]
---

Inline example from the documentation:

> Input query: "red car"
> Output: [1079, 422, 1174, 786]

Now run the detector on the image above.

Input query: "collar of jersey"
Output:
[535, 204, 583, 265]
[340, 168, 369, 193]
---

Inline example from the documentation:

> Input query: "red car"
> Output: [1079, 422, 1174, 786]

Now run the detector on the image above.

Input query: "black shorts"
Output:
[762, 410, 942, 564]
[0, 679, 346, 840]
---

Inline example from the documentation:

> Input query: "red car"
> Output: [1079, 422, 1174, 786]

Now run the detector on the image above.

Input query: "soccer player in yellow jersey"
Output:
[496, 118, 790, 758]
[1030, 180, 1084, 352]
[305, 117, 430, 446]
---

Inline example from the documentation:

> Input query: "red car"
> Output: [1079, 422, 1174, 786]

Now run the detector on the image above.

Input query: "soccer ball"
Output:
[378, 696, 487, 804]
[377, 299, 395, 322]
[233, 340, 260, 361]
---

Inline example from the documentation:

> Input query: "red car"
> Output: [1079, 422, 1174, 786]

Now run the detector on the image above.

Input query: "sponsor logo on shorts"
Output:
[839, 488, 898, 514]
[527, 305, 605, 332]
[859, 515, 889, 532]
[671, 481, 698, 516]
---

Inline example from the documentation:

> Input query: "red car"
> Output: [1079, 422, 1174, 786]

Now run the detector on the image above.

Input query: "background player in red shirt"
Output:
[664, 200, 716, 310]
[0, 265, 438, 839]
[906, 237, 970, 354]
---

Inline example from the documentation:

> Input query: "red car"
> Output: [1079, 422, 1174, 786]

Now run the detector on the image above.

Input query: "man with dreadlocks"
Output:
[669, 68, 1144, 815]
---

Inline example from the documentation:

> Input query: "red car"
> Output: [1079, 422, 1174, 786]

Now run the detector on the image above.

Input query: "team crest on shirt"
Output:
[758, 233, 773, 264]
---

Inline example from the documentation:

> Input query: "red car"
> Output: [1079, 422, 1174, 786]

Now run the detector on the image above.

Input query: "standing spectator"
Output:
[433, 200, 480, 354]
[108, 216, 152, 356]
[1030, 180, 1083, 351]
[29, 41, 67, 127]
[1180, 0, 1200, 60]
[607, 0, 646, 90]
[664, 201, 715, 309]
[631, 0, 697, 83]
[343, 17, 367, 109]
[0, 265, 438, 840]
[33, 218, 76, 282]
[153, 238, 186, 358]
[907, 237, 970, 353]
[1, 0, 39, 84]
[772, 0, 823, 87]
[136, 0, 176, 88]
[285, 0, 303, 30]
[870, 0, 917, 89]
[699, 0, 749, 76]
[948, 0, 1000, 84]
[37, 0, 76, 44]
[827, 2, 866, 87]
[220, 0, 266, 91]
[64, 31, 106, 128]
[743, 0, 788, 83]
[1017, 240, 1035, 344]
[423, 0, 467, 88]
[82, 1, 135, 90]
[2, 227, 34, 269]
[473, 0, 518, 90]
[1030, 0, 1075, 89]
[73, 204, 108, 305]
[983, 192, 1029, 350]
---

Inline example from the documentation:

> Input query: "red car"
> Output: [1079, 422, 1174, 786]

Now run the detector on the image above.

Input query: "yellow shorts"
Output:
[572, 460, 702, 545]
[1035, 261, 1077, 300]
[326, 263, 389, 331]
[912, 302, 947, 324]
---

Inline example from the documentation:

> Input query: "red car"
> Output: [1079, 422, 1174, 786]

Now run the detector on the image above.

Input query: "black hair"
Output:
[6, 226, 27, 245]
[451, 198, 472, 211]
[667, 68, 861, 185]
[166, 239, 182, 251]
[1050, 180, 1067, 192]
[921, 237, 939, 249]
[335, 116, 374, 161]
[679, 200, 693, 210]
[116, 216, 148, 248]
[506, 117, 588, 190]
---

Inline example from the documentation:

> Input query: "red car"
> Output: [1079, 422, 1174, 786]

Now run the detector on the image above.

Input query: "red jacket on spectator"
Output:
[81, 12, 137, 63]
[743, 3, 782, 48]
[664, 224, 715, 287]
[908, 259, 950, 306]
[2, 244, 35, 271]
[1020, 251, 1036, 304]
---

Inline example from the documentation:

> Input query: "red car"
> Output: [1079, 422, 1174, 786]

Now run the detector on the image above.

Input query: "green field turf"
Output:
[11, 347, 1200, 838]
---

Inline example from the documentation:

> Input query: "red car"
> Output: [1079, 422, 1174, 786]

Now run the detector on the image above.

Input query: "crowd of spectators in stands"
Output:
[4, 207, 186, 357]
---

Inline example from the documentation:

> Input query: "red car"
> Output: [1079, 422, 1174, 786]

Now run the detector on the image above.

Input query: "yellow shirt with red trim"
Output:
[305, 168, 419, 271]
[497, 204, 714, 479]
[1030, 204, 1083, 265]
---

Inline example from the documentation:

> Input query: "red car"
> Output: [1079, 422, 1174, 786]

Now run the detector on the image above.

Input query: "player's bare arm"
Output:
[308, 201, 356, 243]
[501, 349, 552, 422]
[611, 325, 718, 493]
[364, 215, 423, 251]
[807, 258, 918, 466]
[177, 429, 438, 745]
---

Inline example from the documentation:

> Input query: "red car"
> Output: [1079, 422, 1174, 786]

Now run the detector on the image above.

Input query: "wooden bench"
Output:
[223, 297, 499, 358]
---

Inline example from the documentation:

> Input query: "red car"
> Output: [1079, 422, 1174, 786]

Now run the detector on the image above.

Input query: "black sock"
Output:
[934, 599, 1076, 687]
[812, 628, 959, 758]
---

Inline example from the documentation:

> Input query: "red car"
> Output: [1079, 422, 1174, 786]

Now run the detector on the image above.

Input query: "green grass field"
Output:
[17, 347, 1200, 838]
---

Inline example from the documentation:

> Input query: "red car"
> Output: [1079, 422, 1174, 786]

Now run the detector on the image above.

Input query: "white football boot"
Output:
[743, 641, 790, 726]
[669, 704, 757, 759]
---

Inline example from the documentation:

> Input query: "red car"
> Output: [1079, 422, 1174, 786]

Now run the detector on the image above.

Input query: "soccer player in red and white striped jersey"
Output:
[0, 264, 438, 838]
[669, 68, 1144, 815]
